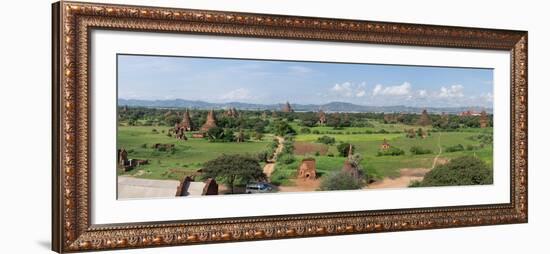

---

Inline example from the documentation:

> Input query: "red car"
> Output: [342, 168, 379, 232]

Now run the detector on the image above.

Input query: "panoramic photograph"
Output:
[116, 54, 494, 199]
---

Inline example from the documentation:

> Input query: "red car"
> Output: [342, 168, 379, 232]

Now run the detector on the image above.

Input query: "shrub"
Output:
[377, 147, 405, 156]
[319, 171, 363, 191]
[300, 127, 311, 134]
[282, 140, 295, 154]
[253, 132, 264, 140]
[312, 130, 320, 134]
[445, 144, 465, 153]
[278, 153, 295, 165]
[316, 135, 336, 145]
[410, 156, 492, 187]
[410, 146, 432, 155]
[377, 129, 389, 134]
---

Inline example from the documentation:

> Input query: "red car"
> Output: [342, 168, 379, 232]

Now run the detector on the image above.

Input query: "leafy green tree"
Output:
[299, 114, 318, 127]
[337, 143, 354, 157]
[222, 129, 235, 142]
[445, 144, 465, 152]
[319, 171, 362, 191]
[316, 135, 336, 145]
[411, 156, 492, 187]
[202, 154, 266, 193]
[410, 146, 432, 155]
[377, 147, 405, 156]
[271, 120, 296, 136]
[327, 113, 342, 128]
[165, 115, 181, 126]
[206, 127, 224, 141]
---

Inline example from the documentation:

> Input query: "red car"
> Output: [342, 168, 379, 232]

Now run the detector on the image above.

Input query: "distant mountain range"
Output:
[118, 98, 492, 114]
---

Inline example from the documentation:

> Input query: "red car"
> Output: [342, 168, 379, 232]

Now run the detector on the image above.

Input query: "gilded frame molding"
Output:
[52, 1, 528, 252]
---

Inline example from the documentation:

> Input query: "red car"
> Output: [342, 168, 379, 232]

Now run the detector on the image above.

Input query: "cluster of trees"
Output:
[410, 156, 492, 187]
[277, 138, 296, 165]
[409, 146, 433, 155]
[377, 147, 405, 156]
[316, 135, 336, 145]
[337, 143, 355, 157]
[405, 128, 430, 138]
[269, 120, 296, 136]
[206, 127, 247, 142]
[201, 154, 266, 194]
[445, 144, 465, 153]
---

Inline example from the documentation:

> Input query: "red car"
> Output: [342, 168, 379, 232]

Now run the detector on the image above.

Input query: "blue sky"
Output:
[118, 54, 493, 108]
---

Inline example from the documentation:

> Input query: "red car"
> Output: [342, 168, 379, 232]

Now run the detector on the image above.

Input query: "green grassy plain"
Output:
[117, 126, 271, 180]
[118, 121, 493, 185]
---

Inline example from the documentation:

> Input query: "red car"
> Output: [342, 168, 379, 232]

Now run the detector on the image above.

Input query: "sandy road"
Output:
[430, 132, 443, 170]
[263, 136, 284, 179]
[367, 132, 444, 189]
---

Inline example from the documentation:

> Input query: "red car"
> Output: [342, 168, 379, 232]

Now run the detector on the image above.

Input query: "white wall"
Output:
[0, 0, 547, 253]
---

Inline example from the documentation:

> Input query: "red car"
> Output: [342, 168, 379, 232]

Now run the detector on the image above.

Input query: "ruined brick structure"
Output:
[236, 129, 245, 143]
[202, 178, 218, 195]
[318, 109, 326, 125]
[479, 110, 489, 128]
[117, 148, 148, 171]
[297, 158, 316, 180]
[224, 107, 239, 118]
[175, 176, 193, 196]
[380, 139, 391, 151]
[117, 148, 128, 166]
[282, 101, 294, 112]
[342, 160, 361, 179]
[342, 144, 361, 179]
[175, 176, 219, 196]
[178, 109, 194, 131]
[200, 109, 218, 132]
[417, 109, 432, 126]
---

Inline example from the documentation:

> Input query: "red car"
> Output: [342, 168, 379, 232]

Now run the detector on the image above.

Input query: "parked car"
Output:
[245, 182, 274, 194]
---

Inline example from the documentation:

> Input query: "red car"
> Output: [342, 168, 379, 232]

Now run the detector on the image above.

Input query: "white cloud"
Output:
[418, 90, 427, 97]
[288, 65, 313, 74]
[330, 82, 367, 98]
[438, 85, 464, 98]
[219, 88, 252, 101]
[372, 82, 411, 96]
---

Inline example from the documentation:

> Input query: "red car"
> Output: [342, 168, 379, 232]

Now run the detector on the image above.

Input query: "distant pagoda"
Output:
[318, 109, 327, 125]
[417, 109, 432, 126]
[200, 109, 218, 132]
[479, 110, 488, 128]
[178, 109, 194, 131]
[281, 101, 294, 112]
[224, 107, 239, 118]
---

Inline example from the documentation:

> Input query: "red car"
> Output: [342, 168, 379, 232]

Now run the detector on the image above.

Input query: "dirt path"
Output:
[367, 168, 430, 189]
[277, 179, 321, 192]
[431, 132, 443, 170]
[367, 132, 444, 189]
[263, 136, 284, 179]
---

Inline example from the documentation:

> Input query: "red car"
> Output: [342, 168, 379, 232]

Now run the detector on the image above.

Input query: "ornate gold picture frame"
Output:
[52, 1, 527, 252]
